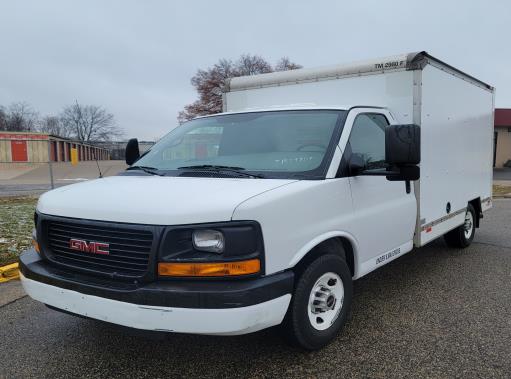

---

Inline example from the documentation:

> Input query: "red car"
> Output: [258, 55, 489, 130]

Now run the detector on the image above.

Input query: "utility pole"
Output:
[47, 139, 54, 189]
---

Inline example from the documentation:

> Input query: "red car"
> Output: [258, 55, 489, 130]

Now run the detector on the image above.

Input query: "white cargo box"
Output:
[223, 51, 494, 246]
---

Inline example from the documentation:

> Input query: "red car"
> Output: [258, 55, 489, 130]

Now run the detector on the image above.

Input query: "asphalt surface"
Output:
[0, 161, 127, 197]
[1, 200, 510, 378]
[0, 183, 68, 197]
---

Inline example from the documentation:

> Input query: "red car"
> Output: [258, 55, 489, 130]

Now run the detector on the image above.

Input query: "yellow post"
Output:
[0, 263, 19, 283]
[70, 147, 78, 166]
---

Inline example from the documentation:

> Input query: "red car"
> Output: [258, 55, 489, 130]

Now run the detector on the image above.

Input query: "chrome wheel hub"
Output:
[308, 272, 344, 331]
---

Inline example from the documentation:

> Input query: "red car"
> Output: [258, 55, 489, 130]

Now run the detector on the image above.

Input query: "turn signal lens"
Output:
[32, 228, 40, 253]
[158, 259, 260, 277]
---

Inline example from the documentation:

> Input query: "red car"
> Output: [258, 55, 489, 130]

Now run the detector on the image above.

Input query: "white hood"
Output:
[37, 176, 297, 225]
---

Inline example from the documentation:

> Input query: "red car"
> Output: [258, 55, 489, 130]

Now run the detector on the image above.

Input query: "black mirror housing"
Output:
[125, 138, 140, 166]
[385, 124, 420, 165]
[385, 124, 420, 184]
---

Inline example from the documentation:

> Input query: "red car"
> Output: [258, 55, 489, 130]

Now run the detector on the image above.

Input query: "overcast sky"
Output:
[0, 0, 509, 140]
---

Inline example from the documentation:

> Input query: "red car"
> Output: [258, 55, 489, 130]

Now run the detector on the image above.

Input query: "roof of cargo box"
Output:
[225, 51, 493, 92]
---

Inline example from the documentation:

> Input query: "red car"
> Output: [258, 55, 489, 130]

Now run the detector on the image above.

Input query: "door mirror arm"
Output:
[353, 166, 417, 194]
[357, 168, 399, 176]
[347, 154, 366, 176]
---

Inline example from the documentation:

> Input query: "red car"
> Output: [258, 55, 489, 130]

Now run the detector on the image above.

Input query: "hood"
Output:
[37, 176, 297, 225]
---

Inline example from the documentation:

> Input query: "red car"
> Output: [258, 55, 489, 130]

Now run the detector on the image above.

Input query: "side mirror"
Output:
[385, 124, 420, 166]
[125, 138, 140, 166]
[348, 154, 367, 176]
[385, 124, 420, 182]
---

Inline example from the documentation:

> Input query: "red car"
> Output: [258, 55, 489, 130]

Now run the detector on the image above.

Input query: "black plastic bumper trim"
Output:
[19, 249, 294, 309]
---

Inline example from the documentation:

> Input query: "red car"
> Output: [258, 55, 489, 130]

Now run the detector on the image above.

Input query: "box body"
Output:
[224, 52, 494, 246]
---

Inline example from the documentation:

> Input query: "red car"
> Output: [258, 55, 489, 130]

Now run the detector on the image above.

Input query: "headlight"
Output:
[158, 221, 264, 277]
[192, 229, 224, 253]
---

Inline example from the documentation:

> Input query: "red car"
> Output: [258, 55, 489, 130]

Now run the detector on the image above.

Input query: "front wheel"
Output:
[444, 203, 476, 248]
[283, 254, 353, 350]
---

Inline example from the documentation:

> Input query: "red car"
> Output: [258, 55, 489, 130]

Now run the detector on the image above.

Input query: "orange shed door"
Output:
[11, 140, 28, 162]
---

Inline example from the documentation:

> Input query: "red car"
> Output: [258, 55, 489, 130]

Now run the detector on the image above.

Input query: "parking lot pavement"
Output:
[0, 183, 67, 197]
[0, 161, 127, 197]
[1, 200, 510, 378]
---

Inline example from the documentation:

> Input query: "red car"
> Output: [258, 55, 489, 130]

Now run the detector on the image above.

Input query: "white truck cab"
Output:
[20, 52, 494, 350]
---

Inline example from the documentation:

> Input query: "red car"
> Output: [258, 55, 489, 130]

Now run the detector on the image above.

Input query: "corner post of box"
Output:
[412, 68, 423, 247]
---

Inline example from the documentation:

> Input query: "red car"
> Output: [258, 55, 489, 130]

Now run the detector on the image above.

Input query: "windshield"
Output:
[134, 110, 345, 179]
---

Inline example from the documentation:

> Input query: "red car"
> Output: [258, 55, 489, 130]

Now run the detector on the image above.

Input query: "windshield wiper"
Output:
[177, 165, 264, 178]
[126, 165, 165, 176]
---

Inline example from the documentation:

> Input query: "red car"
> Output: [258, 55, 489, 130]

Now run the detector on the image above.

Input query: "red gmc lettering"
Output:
[69, 239, 110, 255]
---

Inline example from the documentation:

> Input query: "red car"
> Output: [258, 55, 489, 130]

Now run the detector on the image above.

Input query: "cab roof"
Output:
[194, 105, 386, 120]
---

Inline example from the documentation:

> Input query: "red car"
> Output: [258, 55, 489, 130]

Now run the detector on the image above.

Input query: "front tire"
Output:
[283, 254, 353, 350]
[444, 203, 476, 248]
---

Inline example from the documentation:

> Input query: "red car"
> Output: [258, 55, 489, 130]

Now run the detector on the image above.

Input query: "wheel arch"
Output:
[469, 197, 482, 228]
[289, 232, 358, 279]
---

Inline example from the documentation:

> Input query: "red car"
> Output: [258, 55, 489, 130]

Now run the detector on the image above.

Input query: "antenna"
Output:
[93, 150, 103, 178]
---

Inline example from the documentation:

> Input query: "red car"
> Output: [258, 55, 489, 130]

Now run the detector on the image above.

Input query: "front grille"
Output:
[45, 220, 153, 277]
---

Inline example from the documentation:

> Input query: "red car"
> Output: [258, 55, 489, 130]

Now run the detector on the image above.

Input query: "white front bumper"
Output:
[20, 273, 291, 336]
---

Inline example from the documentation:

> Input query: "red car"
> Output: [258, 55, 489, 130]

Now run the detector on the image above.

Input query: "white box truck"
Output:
[20, 51, 494, 350]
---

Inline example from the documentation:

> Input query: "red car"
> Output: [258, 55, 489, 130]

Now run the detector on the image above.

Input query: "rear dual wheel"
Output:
[444, 203, 476, 248]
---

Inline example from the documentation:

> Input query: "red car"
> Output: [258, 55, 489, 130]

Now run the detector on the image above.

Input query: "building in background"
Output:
[0, 131, 109, 164]
[494, 109, 511, 168]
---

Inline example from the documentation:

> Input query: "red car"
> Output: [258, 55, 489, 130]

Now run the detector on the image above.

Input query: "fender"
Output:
[288, 230, 360, 277]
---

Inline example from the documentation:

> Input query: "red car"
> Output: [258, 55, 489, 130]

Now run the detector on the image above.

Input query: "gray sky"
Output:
[0, 0, 509, 140]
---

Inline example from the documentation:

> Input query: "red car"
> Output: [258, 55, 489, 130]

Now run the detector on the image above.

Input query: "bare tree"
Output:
[38, 115, 72, 138]
[179, 59, 236, 122]
[60, 102, 123, 142]
[178, 54, 302, 123]
[275, 57, 303, 71]
[236, 54, 273, 76]
[0, 106, 7, 130]
[4, 102, 38, 131]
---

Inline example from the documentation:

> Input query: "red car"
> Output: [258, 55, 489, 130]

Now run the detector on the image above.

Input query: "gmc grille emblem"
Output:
[69, 239, 110, 255]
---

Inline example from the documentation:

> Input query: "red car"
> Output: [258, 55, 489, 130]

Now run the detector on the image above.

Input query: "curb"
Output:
[0, 263, 20, 283]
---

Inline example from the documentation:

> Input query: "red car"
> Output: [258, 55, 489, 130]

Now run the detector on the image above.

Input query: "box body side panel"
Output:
[225, 71, 415, 124]
[418, 65, 493, 245]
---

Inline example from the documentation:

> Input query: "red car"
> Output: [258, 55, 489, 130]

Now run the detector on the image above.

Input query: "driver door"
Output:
[341, 108, 416, 276]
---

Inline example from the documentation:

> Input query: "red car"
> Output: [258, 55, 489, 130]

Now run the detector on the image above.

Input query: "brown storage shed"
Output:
[0, 132, 109, 163]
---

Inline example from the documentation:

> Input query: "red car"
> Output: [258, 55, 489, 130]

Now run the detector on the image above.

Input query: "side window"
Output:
[348, 113, 388, 169]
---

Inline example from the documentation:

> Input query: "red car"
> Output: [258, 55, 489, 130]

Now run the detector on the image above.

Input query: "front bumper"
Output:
[19, 249, 294, 335]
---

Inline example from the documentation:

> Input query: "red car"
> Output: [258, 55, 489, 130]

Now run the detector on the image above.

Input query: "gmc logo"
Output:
[69, 239, 110, 255]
